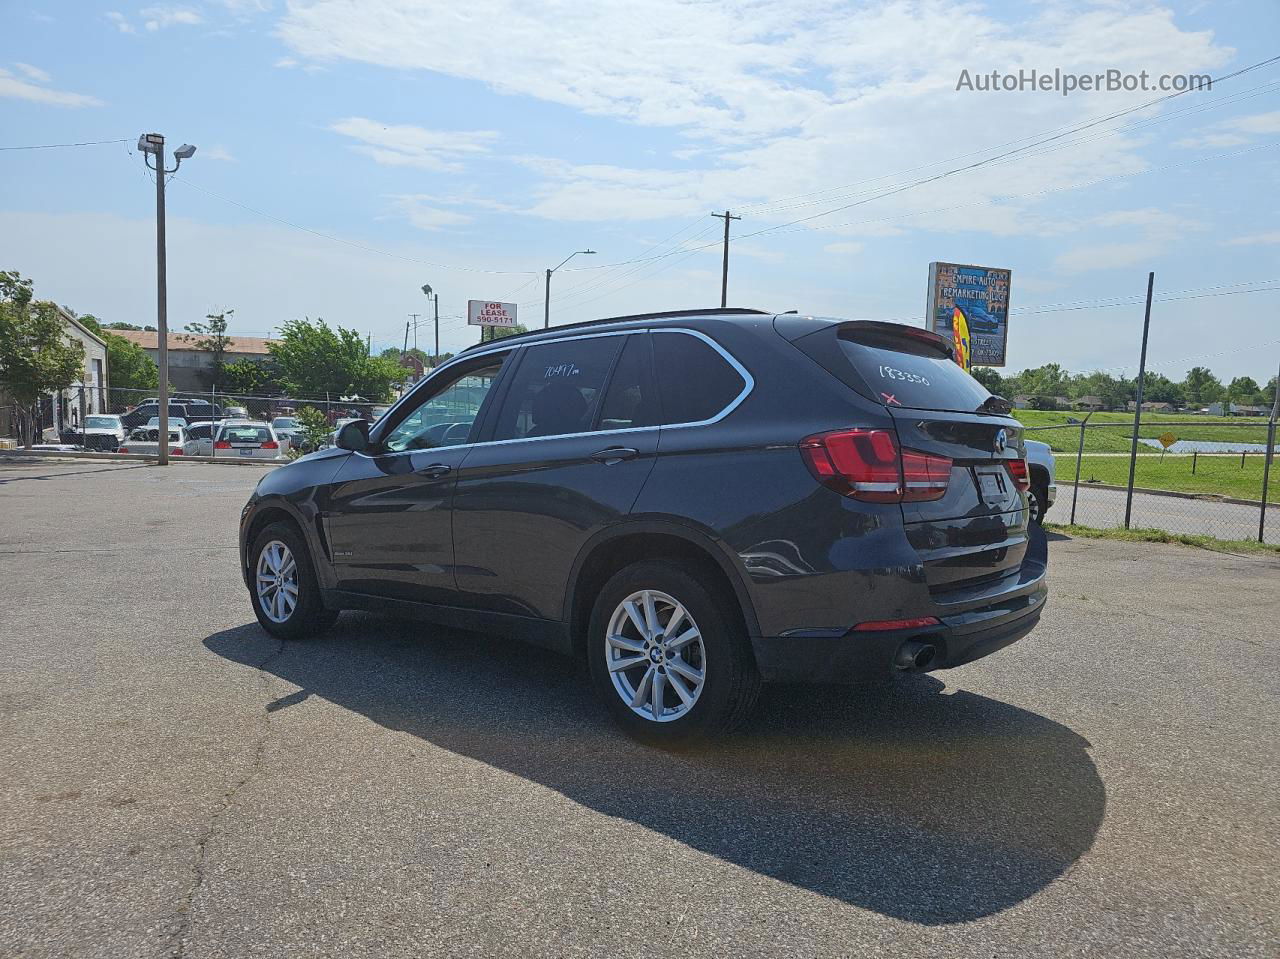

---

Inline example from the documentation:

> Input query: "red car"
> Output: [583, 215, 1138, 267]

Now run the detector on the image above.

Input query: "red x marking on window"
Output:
[881, 392, 901, 405]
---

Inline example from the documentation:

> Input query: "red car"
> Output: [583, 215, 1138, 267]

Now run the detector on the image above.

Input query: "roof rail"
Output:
[461, 307, 770, 352]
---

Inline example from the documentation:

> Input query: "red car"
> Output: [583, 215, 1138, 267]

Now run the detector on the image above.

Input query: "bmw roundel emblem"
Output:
[993, 429, 1008, 454]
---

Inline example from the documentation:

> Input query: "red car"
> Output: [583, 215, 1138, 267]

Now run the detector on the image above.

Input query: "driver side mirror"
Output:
[336, 419, 370, 453]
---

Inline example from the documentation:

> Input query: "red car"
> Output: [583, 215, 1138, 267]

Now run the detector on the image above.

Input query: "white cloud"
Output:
[0, 66, 102, 108]
[140, 6, 203, 31]
[1053, 208, 1200, 273]
[106, 11, 135, 33]
[386, 196, 475, 231]
[202, 145, 237, 162]
[1176, 110, 1280, 148]
[824, 241, 866, 256]
[330, 117, 499, 172]
[14, 62, 51, 83]
[1225, 231, 1280, 247]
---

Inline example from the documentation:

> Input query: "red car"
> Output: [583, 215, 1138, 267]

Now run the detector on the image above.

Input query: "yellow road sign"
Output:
[1158, 432, 1177, 449]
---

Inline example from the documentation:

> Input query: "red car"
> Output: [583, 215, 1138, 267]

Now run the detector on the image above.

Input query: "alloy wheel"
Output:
[256, 540, 299, 624]
[605, 589, 706, 723]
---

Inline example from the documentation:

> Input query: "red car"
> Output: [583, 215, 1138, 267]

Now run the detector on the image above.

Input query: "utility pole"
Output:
[544, 249, 596, 328]
[421, 285, 438, 365]
[711, 210, 741, 308]
[1123, 272, 1155, 529]
[138, 133, 196, 465]
[404, 314, 418, 361]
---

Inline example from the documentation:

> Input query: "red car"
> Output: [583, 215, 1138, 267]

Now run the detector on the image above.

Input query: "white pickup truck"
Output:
[117, 426, 198, 458]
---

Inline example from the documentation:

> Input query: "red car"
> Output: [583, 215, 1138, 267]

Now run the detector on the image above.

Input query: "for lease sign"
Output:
[467, 300, 518, 328]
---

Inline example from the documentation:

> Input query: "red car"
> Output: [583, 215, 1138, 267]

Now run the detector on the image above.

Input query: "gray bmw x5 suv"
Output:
[239, 308, 1047, 742]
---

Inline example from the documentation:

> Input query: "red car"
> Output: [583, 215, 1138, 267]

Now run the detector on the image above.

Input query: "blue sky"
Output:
[1, 0, 1278, 382]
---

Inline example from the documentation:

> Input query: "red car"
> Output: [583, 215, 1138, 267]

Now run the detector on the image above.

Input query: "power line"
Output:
[0, 137, 130, 152]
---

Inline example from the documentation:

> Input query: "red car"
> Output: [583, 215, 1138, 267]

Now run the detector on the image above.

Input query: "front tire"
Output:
[587, 560, 760, 743]
[249, 521, 338, 640]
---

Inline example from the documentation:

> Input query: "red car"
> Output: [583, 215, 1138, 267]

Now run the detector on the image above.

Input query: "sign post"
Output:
[926, 262, 1012, 368]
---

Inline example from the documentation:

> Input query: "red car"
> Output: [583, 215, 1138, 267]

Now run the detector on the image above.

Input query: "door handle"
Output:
[590, 447, 639, 464]
[416, 463, 452, 478]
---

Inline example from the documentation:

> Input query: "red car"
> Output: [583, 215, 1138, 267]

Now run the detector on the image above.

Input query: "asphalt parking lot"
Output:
[1, 457, 1276, 958]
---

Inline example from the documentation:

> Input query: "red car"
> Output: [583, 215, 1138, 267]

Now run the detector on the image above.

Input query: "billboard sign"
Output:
[926, 262, 1011, 368]
[467, 300, 518, 328]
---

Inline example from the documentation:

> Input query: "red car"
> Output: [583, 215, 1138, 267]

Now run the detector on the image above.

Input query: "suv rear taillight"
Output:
[260, 441, 279, 450]
[1006, 456, 1030, 492]
[800, 429, 952, 503]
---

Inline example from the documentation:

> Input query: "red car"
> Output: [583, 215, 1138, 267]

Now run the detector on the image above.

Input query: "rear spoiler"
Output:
[774, 316, 955, 361]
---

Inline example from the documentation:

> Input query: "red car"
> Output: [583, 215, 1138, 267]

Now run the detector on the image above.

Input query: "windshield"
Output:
[85, 416, 118, 429]
[273, 418, 298, 429]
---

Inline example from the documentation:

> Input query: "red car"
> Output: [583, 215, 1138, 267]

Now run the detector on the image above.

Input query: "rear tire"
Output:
[587, 560, 761, 744]
[249, 521, 338, 640]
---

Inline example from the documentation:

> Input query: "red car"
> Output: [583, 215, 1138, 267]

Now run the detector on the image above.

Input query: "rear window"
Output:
[221, 426, 271, 444]
[802, 326, 992, 413]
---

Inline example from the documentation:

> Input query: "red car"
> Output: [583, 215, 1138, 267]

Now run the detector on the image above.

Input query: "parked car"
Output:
[118, 426, 197, 457]
[180, 400, 222, 423]
[270, 416, 304, 451]
[1023, 439, 1057, 524]
[212, 420, 286, 460]
[223, 406, 249, 419]
[59, 414, 126, 451]
[324, 417, 363, 449]
[146, 415, 188, 430]
[121, 402, 189, 430]
[238, 309, 1047, 741]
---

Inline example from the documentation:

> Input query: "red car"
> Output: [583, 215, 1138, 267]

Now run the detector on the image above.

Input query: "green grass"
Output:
[1016, 409, 1272, 453]
[1045, 523, 1280, 556]
[1053, 452, 1280, 503]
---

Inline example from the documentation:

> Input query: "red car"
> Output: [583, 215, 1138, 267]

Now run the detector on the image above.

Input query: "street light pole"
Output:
[138, 133, 196, 465]
[544, 249, 596, 328]
[421, 285, 438, 364]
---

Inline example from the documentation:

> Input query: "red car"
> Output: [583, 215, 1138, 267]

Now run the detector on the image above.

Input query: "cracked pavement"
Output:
[0, 457, 1277, 957]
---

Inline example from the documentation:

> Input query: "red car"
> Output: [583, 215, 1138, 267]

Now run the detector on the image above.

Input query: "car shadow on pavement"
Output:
[206, 615, 1104, 926]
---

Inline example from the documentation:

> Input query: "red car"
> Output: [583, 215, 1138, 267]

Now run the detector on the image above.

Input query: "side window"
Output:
[490, 336, 624, 441]
[598, 334, 657, 431]
[652, 332, 746, 424]
[382, 359, 505, 453]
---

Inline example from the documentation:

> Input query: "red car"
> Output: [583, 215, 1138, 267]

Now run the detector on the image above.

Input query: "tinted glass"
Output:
[383, 360, 504, 452]
[598, 334, 657, 431]
[220, 425, 271, 444]
[652, 332, 745, 424]
[837, 329, 991, 412]
[187, 423, 210, 439]
[490, 336, 623, 441]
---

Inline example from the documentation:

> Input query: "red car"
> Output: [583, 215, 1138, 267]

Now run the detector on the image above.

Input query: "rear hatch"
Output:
[783, 319, 1028, 593]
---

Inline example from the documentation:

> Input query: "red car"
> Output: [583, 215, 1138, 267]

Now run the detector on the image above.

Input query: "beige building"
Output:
[110, 330, 279, 391]
[0, 306, 110, 443]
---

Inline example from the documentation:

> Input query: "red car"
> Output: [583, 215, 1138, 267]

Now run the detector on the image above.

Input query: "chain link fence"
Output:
[1026, 417, 1278, 545]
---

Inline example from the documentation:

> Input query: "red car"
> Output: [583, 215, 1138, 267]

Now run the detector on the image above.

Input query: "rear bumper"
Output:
[749, 525, 1049, 683]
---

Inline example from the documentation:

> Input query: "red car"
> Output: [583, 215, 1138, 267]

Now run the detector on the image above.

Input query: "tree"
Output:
[293, 405, 333, 454]
[1225, 376, 1262, 411]
[1264, 376, 1277, 411]
[1140, 372, 1183, 407]
[269, 317, 406, 401]
[970, 367, 1005, 395]
[1017, 363, 1068, 398]
[219, 359, 271, 395]
[482, 323, 529, 343]
[185, 309, 235, 386]
[105, 321, 143, 331]
[101, 332, 158, 402]
[1181, 367, 1222, 407]
[0, 271, 86, 447]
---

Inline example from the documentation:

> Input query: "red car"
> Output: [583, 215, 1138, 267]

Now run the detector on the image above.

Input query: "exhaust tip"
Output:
[894, 640, 937, 671]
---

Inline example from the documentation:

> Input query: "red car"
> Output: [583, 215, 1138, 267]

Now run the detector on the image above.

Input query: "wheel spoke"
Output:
[609, 654, 648, 673]
[667, 670, 695, 708]
[280, 557, 296, 578]
[666, 626, 701, 652]
[629, 666, 655, 708]
[667, 658, 703, 685]
[641, 591, 660, 638]
[623, 600, 650, 640]
[664, 603, 686, 638]
[650, 669, 666, 719]
[607, 634, 645, 654]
